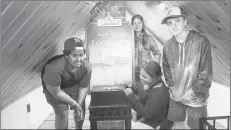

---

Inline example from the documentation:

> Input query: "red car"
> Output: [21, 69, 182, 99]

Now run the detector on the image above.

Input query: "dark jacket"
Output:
[127, 79, 169, 128]
[162, 30, 213, 107]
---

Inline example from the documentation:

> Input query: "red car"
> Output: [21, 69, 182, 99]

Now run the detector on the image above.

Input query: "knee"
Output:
[173, 121, 190, 129]
[159, 119, 174, 129]
[131, 109, 138, 122]
[56, 110, 69, 120]
[131, 109, 137, 116]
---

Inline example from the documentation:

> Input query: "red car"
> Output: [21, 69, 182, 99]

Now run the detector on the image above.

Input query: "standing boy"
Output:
[161, 6, 213, 129]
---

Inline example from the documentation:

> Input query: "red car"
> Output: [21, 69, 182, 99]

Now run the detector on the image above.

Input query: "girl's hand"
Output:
[124, 88, 133, 96]
[143, 84, 149, 90]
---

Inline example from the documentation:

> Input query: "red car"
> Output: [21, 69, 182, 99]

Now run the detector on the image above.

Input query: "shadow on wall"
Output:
[31, 44, 58, 73]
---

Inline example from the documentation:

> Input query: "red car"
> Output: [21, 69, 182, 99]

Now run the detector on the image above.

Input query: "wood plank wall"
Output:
[126, 1, 230, 86]
[1, 1, 96, 109]
[1, 1, 230, 109]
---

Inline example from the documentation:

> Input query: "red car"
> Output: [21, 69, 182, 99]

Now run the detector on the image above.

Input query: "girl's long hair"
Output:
[131, 14, 148, 49]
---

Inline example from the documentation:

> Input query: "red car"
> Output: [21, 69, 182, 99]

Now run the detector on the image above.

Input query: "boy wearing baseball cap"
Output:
[161, 6, 213, 129]
[41, 37, 92, 129]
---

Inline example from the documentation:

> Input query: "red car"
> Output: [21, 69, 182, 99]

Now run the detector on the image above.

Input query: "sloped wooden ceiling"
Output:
[1, 1, 230, 109]
[126, 1, 230, 86]
[0, 1, 102, 109]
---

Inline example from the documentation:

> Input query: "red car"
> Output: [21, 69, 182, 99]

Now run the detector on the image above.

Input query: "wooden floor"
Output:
[38, 95, 226, 129]
[38, 109, 91, 129]
[38, 95, 139, 129]
[38, 96, 92, 129]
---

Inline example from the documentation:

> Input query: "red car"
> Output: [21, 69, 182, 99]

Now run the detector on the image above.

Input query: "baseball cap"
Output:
[161, 6, 186, 24]
[142, 61, 162, 79]
[64, 37, 84, 51]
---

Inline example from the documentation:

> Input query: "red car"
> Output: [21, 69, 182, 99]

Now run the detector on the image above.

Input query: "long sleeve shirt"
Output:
[127, 79, 169, 128]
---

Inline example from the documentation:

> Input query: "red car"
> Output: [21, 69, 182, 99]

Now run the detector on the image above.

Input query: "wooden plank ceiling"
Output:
[1, 1, 230, 109]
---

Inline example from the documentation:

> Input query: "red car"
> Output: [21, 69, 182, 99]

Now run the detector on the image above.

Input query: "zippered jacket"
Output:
[162, 30, 213, 107]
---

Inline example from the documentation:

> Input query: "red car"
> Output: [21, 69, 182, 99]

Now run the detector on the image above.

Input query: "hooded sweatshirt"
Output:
[162, 30, 213, 107]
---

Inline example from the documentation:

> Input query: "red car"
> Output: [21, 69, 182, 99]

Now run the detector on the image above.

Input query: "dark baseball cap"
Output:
[64, 37, 84, 51]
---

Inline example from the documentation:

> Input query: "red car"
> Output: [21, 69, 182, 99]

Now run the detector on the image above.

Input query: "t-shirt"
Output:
[42, 55, 92, 90]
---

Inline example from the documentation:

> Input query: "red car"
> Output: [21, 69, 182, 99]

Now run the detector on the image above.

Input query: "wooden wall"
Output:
[1, 1, 230, 109]
[1, 1, 97, 109]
